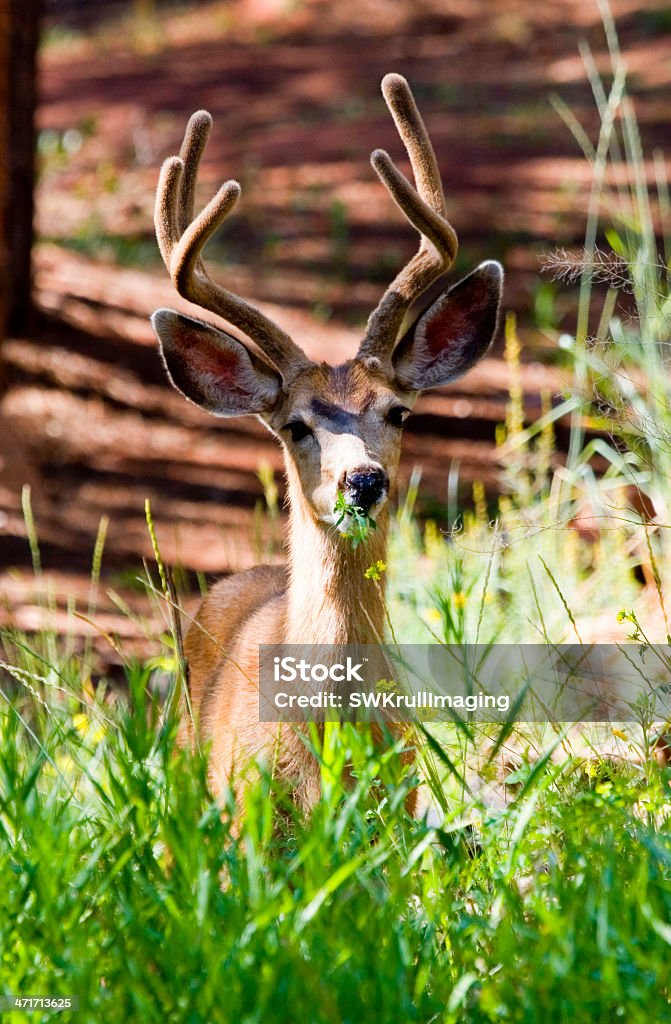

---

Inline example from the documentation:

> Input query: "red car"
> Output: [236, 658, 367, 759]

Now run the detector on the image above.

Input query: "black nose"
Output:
[344, 466, 389, 512]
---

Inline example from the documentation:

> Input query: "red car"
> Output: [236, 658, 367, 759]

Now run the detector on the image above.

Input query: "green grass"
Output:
[1, 651, 671, 1023]
[333, 491, 378, 548]
[2, 466, 671, 1021]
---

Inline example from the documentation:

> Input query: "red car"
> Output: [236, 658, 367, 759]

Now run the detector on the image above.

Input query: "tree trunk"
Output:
[0, 0, 39, 365]
[0, 1, 9, 364]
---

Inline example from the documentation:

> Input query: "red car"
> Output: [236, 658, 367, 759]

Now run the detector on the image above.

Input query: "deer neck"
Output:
[284, 481, 389, 646]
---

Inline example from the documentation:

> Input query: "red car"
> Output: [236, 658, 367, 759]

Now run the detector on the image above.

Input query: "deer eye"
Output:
[284, 420, 313, 442]
[387, 405, 410, 428]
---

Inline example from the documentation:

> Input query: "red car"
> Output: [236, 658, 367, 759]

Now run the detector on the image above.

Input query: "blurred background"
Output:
[1, 0, 670, 658]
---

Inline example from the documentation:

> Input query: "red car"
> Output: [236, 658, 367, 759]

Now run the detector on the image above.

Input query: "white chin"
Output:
[318, 512, 342, 529]
[320, 514, 360, 536]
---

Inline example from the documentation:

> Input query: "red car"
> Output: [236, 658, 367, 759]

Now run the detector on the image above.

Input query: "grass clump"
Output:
[1, 652, 671, 1022]
[333, 490, 378, 548]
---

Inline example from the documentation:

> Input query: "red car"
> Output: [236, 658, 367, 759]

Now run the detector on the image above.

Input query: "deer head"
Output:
[151, 74, 503, 535]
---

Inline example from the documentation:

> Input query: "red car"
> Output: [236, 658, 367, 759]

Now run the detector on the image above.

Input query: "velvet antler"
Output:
[357, 74, 459, 365]
[155, 110, 310, 377]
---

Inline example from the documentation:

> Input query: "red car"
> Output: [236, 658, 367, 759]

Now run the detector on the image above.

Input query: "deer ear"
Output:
[392, 261, 503, 391]
[151, 309, 282, 416]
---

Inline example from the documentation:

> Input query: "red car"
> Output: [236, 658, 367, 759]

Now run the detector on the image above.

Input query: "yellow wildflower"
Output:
[364, 560, 387, 581]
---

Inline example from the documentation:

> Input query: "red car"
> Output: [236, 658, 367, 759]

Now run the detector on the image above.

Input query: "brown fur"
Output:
[183, 360, 417, 816]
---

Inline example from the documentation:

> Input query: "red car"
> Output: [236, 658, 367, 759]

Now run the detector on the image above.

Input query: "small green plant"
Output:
[333, 491, 377, 548]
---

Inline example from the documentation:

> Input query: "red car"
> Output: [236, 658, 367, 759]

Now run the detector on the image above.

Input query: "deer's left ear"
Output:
[392, 261, 503, 391]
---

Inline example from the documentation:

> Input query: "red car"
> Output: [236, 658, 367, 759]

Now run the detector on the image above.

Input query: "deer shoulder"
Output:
[185, 564, 288, 723]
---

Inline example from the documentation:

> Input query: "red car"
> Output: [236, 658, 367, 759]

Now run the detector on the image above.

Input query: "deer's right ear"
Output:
[151, 309, 282, 416]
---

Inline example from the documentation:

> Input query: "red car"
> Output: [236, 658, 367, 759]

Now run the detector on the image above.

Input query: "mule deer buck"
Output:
[151, 74, 503, 814]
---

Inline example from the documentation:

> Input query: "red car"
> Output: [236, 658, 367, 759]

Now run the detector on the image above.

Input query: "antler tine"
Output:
[380, 72, 446, 217]
[358, 74, 459, 364]
[177, 109, 212, 234]
[155, 111, 310, 377]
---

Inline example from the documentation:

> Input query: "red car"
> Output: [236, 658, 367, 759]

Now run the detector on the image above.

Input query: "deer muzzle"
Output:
[343, 466, 389, 513]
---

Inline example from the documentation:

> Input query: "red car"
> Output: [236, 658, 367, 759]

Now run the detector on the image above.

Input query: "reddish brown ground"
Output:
[1, 0, 670, 661]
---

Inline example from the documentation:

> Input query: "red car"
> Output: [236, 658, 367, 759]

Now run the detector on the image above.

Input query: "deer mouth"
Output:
[321, 483, 388, 544]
